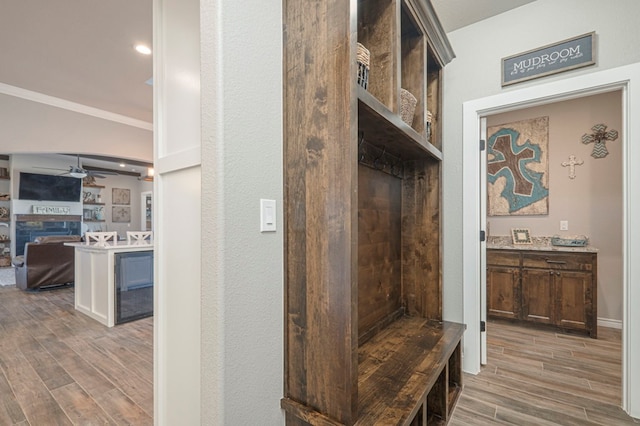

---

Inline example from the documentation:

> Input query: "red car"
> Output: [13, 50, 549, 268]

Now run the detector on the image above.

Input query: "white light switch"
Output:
[560, 220, 568, 231]
[260, 199, 276, 232]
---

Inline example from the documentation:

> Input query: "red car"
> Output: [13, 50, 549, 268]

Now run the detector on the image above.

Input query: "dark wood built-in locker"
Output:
[282, 0, 464, 424]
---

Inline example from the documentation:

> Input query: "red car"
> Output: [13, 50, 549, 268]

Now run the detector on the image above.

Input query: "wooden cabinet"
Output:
[282, 0, 462, 424]
[487, 249, 597, 338]
[487, 265, 520, 320]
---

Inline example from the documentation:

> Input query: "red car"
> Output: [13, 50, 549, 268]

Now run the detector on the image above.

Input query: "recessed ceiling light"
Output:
[135, 44, 152, 55]
[119, 163, 126, 168]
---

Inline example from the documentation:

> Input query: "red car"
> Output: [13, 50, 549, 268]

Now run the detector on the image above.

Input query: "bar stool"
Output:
[85, 231, 118, 246]
[126, 231, 153, 244]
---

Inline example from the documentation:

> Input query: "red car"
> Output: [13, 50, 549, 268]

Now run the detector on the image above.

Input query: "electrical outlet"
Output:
[560, 220, 568, 231]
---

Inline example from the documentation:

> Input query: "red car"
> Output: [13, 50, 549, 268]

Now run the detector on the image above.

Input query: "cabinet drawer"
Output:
[522, 252, 593, 271]
[487, 250, 520, 267]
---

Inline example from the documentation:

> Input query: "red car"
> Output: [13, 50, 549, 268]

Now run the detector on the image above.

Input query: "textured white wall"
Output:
[486, 91, 623, 322]
[441, 0, 640, 323]
[200, 0, 284, 424]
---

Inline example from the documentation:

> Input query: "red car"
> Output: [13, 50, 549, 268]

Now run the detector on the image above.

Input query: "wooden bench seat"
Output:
[282, 318, 465, 425]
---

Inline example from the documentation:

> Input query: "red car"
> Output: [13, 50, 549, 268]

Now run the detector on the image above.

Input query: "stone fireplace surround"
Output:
[15, 214, 81, 256]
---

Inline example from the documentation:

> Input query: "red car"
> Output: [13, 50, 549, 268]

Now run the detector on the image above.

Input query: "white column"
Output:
[153, 0, 202, 423]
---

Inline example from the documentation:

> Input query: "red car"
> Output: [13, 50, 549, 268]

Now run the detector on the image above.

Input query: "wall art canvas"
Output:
[112, 206, 131, 223]
[112, 188, 130, 205]
[487, 116, 549, 216]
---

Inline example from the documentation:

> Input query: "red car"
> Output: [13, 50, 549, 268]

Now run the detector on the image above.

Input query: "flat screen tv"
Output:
[18, 172, 82, 202]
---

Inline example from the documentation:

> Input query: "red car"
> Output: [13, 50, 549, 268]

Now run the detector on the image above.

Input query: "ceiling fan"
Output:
[34, 154, 119, 179]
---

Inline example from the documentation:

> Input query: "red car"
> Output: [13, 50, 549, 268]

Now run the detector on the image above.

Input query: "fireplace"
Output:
[15, 214, 82, 256]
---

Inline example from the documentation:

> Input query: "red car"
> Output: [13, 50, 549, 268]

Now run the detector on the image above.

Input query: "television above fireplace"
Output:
[18, 172, 82, 202]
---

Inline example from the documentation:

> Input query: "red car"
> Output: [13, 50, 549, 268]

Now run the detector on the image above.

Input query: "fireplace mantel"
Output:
[14, 215, 82, 256]
[15, 214, 82, 222]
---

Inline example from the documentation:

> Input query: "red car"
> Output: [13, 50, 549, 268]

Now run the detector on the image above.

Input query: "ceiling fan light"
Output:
[70, 171, 87, 179]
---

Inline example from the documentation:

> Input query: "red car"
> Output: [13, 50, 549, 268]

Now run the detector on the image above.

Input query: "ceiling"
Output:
[430, 0, 537, 32]
[0, 0, 153, 123]
[0, 1, 536, 170]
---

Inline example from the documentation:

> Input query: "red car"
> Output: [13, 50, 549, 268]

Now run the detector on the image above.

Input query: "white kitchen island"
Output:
[67, 241, 154, 327]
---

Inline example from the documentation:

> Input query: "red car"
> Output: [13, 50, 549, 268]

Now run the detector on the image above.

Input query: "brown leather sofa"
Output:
[12, 235, 81, 290]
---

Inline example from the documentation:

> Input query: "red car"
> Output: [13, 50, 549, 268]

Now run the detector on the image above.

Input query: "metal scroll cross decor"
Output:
[581, 124, 618, 158]
[561, 155, 584, 179]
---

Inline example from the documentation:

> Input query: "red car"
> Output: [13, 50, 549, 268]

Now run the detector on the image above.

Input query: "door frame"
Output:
[140, 191, 152, 231]
[462, 62, 640, 417]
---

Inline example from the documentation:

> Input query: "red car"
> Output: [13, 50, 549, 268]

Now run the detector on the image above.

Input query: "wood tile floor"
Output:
[3, 283, 638, 425]
[450, 320, 639, 425]
[0, 285, 153, 425]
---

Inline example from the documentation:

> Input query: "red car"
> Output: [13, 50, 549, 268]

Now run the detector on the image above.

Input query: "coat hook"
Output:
[373, 146, 386, 170]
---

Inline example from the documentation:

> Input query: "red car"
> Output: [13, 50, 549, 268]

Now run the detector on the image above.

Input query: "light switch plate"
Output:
[260, 199, 276, 232]
[560, 220, 568, 231]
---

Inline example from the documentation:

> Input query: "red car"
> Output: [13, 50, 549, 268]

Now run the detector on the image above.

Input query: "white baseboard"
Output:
[598, 318, 623, 329]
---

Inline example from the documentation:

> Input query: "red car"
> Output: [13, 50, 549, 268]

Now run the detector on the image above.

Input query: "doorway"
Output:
[481, 89, 624, 403]
[462, 63, 640, 418]
[141, 191, 153, 231]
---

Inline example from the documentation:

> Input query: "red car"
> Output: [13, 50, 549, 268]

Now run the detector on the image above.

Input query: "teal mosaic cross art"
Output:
[488, 126, 549, 214]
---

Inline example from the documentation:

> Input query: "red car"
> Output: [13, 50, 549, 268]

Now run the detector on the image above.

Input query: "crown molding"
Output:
[0, 82, 153, 131]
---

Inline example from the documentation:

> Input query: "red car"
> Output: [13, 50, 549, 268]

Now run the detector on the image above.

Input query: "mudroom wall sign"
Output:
[502, 32, 595, 86]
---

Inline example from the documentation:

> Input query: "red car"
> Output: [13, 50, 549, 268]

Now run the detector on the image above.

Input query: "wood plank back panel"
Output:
[357, 0, 399, 112]
[400, 6, 425, 134]
[426, 67, 441, 149]
[358, 165, 402, 338]
[283, 0, 358, 422]
[402, 158, 441, 319]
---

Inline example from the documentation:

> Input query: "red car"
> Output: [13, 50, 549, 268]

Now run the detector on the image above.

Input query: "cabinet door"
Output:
[487, 266, 519, 319]
[554, 271, 593, 332]
[521, 269, 554, 324]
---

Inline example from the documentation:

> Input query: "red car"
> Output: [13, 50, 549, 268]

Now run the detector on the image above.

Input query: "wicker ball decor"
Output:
[400, 88, 417, 126]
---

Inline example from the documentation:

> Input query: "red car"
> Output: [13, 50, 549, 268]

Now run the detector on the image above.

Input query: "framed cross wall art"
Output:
[112, 188, 131, 205]
[487, 117, 550, 216]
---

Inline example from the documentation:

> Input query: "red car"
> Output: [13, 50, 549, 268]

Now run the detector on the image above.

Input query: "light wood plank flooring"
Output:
[0, 285, 152, 425]
[450, 320, 639, 425]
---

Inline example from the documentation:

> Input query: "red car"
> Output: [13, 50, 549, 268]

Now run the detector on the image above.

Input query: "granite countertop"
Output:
[487, 236, 598, 253]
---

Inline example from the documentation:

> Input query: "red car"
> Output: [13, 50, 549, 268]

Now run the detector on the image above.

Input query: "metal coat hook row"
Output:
[357, 134, 404, 178]
[373, 146, 387, 170]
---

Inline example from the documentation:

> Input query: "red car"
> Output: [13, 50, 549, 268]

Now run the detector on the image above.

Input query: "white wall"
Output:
[199, 0, 284, 424]
[441, 0, 640, 323]
[0, 92, 152, 162]
[448, 1, 640, 417]
[486, 91, 623, 323]
[155, 0, 283, 423]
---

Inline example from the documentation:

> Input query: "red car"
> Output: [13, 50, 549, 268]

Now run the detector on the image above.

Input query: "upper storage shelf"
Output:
[356, 0, 454, 154]
[358, 86, 442, 161]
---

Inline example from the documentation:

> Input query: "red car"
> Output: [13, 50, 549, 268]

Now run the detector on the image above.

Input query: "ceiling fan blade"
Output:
[33, 166, 69, 172]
